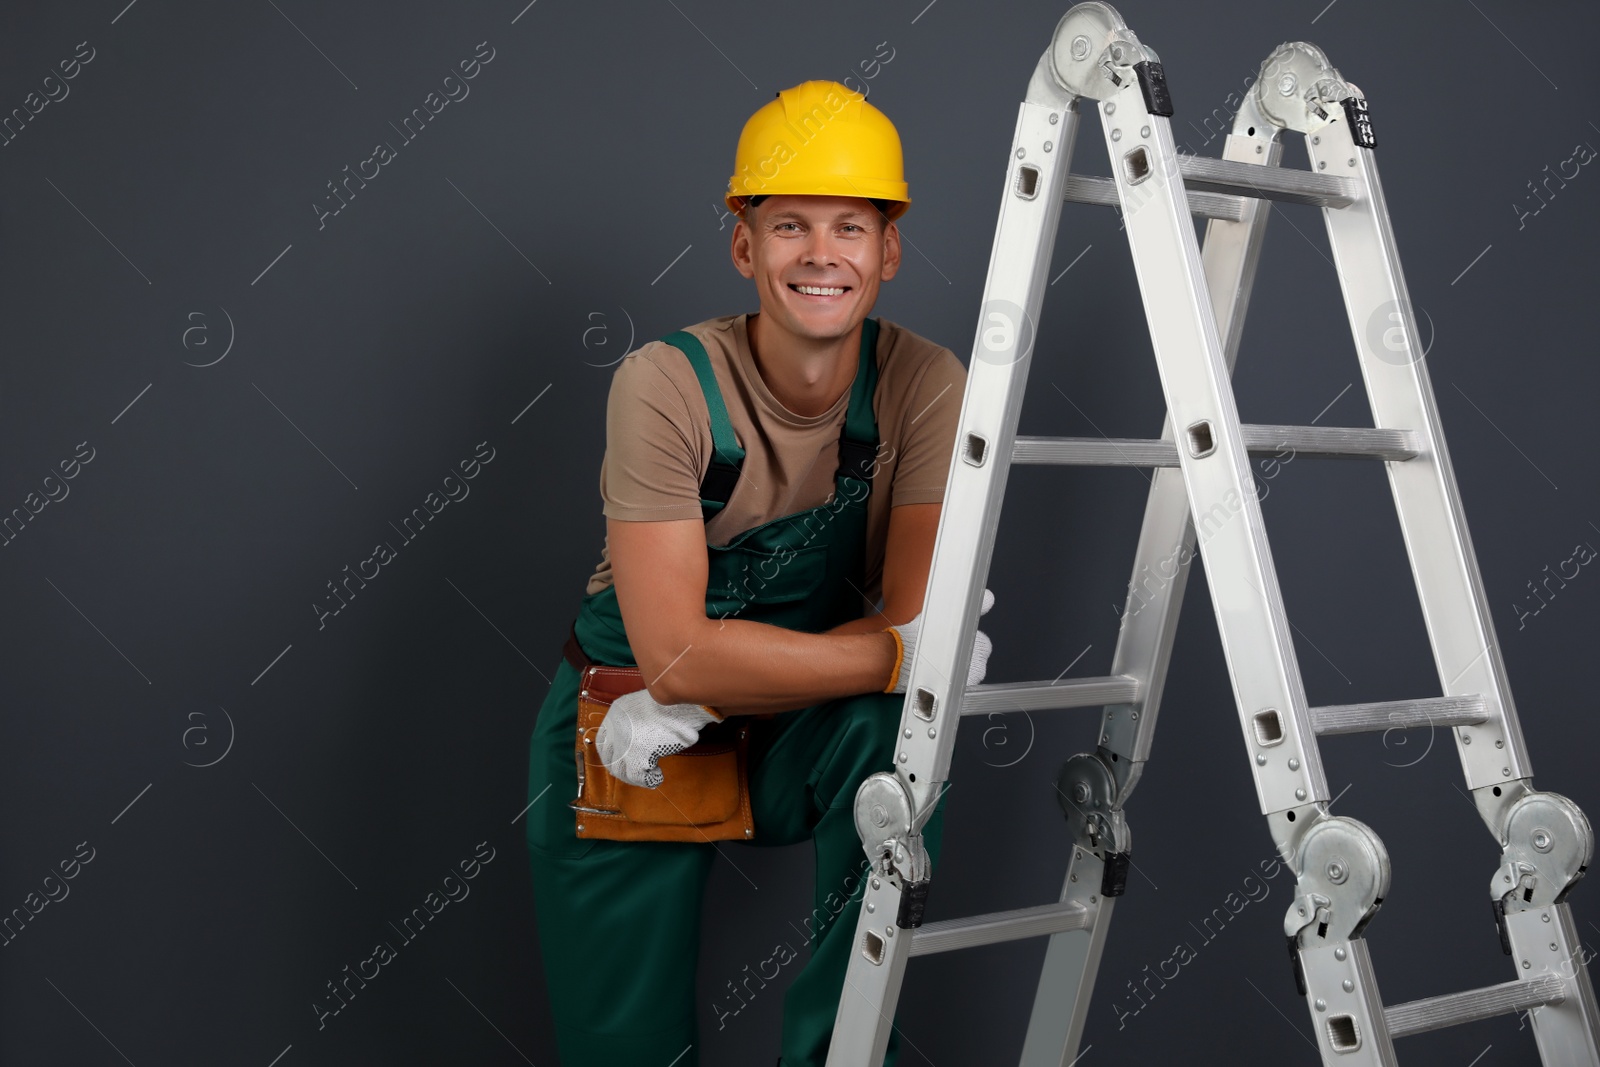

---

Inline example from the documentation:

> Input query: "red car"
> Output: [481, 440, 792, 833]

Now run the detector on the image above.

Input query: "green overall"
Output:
[525, 319, 949, 1066]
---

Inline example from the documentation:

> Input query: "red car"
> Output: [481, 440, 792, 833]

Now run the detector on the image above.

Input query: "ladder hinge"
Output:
[1101, 851, 1131, 898]
[1135, 60, 1173, 117]
[897, 879, 931, 929]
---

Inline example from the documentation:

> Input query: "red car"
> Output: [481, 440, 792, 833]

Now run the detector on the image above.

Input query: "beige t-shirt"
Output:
[584, 313, 967, 614]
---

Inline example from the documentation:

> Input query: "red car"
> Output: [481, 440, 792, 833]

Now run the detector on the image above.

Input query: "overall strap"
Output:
[659, 330, 745, 521]
[836, 318, 882, 489]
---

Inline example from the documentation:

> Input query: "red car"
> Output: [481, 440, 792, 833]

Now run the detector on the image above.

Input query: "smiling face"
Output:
[730, 194, 902, 344]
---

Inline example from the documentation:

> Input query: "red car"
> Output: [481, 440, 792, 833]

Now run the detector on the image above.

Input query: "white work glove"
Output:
[883, 587, 994, 694]
[594, 689, 723, 789]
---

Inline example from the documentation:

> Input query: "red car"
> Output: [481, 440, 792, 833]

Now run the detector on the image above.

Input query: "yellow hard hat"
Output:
[725, 80, 910, 221]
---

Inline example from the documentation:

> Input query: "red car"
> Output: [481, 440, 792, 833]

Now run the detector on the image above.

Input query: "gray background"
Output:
[1, 0, 1595, 1064]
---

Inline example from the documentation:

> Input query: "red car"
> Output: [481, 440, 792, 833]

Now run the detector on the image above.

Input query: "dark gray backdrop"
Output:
[2, 0, 1596, 1064]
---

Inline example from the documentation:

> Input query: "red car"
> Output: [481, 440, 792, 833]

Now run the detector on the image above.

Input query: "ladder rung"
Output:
[1311, 695, 1488, 737]
[910, 899, 1091, 957]
[1012, 425, 1421, 468]
[1384, 975, 1567, 1039]
[1177, 154, 1360, 208]
[1062, 173, 1249, 222]
[961, 676, 1141, 715]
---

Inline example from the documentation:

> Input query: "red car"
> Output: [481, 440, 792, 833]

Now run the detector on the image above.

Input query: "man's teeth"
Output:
[795, 285, 845, 296]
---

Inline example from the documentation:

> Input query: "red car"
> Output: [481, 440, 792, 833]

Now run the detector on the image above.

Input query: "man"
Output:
[524, 80, 993, 1066]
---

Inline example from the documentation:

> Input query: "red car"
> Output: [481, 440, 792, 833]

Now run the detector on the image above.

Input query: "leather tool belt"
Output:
[563, 623, 754, 842]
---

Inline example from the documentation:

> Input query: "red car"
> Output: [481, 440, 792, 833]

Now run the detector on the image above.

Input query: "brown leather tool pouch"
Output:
[567, 643, 754, 843]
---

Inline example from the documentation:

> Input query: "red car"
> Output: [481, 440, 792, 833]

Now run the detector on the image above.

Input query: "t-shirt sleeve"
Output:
[598, 346, 707, 522]
[891, 348, 967, 507]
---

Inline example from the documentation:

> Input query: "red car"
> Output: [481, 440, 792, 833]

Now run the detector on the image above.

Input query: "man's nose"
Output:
[799, 229, 840, 267]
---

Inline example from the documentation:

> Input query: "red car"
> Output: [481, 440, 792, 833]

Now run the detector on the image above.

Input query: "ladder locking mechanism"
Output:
[852, 771, 933, 928]
[1283, 815, 1390, 946]
[1048, 1, 1159, 104]
[1491, 790, 1593, 912]
[1253, 41, 1354, 135]
[1056, 753, 1132, 897]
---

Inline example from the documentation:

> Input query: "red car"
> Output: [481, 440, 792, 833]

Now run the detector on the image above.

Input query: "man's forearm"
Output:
[652, 615, 898, 716]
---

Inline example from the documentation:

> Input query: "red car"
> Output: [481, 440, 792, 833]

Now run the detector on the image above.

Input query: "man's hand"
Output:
[884, 587, 995, 694]
[594, 690, 724, 788]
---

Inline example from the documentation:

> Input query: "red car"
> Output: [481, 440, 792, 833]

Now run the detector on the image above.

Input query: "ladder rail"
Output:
[824, 44, 1080, 1066]
[1306, 73, 1600, 1060]
[1310, 81, 1534, 796]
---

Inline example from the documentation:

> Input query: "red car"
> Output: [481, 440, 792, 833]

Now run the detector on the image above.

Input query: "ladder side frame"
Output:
[824, 56, 1078, 1066]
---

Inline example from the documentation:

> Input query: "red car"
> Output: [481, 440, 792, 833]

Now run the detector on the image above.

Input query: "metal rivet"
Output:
[1335, 947, 1347, 961]
[1016, 147, 1025, 158]
[871, 877, 881, 890]
[1073, 783, 1092, 804]
[1050, 113, 1060, 125]
[1551, 943, 1560, 952]
[1111, 129, 1123, 142]
[1342, 979, 1354, 993]
[1256, 754, 1267, 766]
[1105, 102, 1117, 115]
[1327, 860, 1347, 884]
[1102, 735, 1110, 744]
[745, 828, 753, 837]
[576, 823, 585, 832]
[885, 926, 894, 938]
[1288, 758, 1300, 771]
[1463, 735, 1472, 745]
[866, 902, 875, 913]
[1089, 896, 1097, 903]
[1347, 158, 1356, 166]
[1255, 144, 1264, 154]
[1312, 136, 1321, 145]
[927, 727, 936, 738]
[1495, 739, 1504, 748]
[1543, 912, 1552, 923]
[1295, 788, 1307, 801]
[1131, 711, 1139, 720]
[1140, 125, 1150, 138]
[1533, 829, 1553, 853]
[1523, 960, 1532, 969]
[1044, 141, 1053, 152]
[1317, 160, 1327, 170]
[1070, 873, 1078, 882]
[1315, 998, 1326, 1012]
[898, 752, 908, 763]
[1071, 35, 1091, 60]
[1503, 768, 1512, 777]
[904, 728, 913, 739]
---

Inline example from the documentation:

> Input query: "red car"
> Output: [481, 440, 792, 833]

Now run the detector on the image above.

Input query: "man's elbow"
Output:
[633, 620, 707, 706]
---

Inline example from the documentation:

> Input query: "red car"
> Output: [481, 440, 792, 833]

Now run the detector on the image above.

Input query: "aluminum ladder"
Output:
[824, 4, 1598, 1064]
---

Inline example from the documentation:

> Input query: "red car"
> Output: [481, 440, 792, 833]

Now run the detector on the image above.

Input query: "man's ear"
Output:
[879, 220, 903, 283]
[730, 216, 756, 280]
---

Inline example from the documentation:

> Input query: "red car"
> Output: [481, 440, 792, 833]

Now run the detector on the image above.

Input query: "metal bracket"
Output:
[1252, 41, 1353, 135]
[1492, 790, 1594, 911]
[1048, 1, 1161, 103]
[854, 771, 933, 901]
[1283, 814, 1391, 945]
[1056, 753, 1133, 897]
